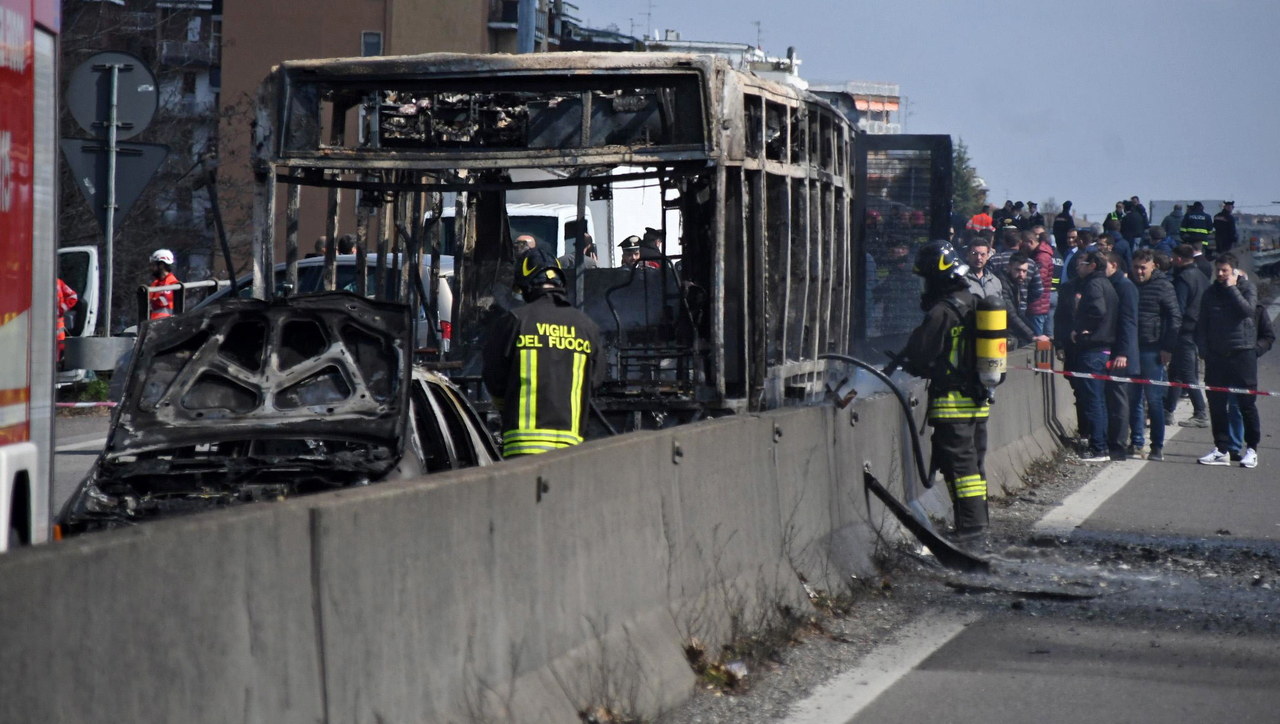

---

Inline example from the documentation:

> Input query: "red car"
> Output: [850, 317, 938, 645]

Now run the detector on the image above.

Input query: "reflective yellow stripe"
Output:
[502, 427, 584, 457]
[954, 474, 986, 498]
[570, 351, 586, 434]
[929, 390, 990, 420]
[931, 410, 991, 420]
[502, 428, 585, 444]
[519, 348, 538, 431]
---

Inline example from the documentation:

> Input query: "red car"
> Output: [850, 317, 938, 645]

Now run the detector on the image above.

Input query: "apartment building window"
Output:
[362, 31, 383, 57]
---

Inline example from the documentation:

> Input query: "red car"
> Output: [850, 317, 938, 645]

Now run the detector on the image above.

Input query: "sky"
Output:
[578, 0, 1280, 222]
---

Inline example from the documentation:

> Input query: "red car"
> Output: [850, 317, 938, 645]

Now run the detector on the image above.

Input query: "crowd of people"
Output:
[959, 196, 1269, 468]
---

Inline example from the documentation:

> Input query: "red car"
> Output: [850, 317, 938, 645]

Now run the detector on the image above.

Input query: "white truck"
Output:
[437, 170, 682, 267]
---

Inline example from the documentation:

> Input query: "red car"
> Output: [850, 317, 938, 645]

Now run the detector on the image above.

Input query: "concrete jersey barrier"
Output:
[0, 349, 1068, 722]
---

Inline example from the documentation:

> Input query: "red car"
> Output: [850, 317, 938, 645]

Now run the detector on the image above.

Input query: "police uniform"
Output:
[899, 242, 992, 536]
[1180, 206, 1214, 249]
[482, 250, 603, 457]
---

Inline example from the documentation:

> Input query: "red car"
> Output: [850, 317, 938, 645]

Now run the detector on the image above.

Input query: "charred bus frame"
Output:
[249, 52, 863, 428]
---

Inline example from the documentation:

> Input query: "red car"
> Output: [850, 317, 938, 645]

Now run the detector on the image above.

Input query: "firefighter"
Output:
[148, 249, 180, 320]
[482, 248, 603, 458]
[898, 240, 996, 541]
[56, 277, 78, 363]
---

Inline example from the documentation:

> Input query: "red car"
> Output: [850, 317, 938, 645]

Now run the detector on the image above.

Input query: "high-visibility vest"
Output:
[149, 272, 180, 319]
[56, 278, 78, 341]
[966, 213, 994, 232]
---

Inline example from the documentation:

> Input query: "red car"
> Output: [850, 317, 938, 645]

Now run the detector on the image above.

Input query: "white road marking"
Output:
[1031, 458, 1146, 538]
[780, 610, 979, 724]
[56, 436, 108, 453]
[1033, 397, 1197, 538]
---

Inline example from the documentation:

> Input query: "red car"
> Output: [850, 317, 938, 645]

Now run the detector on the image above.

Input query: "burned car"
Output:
[58, 292, 497, 535]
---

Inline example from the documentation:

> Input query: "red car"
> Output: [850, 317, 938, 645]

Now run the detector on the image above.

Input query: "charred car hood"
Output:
[114, 293, 412, 452]
[57, 293, 414, 532]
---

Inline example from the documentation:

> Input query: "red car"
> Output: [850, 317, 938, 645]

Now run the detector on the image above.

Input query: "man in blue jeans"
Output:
[1070, 251, 1119, 461]
[1127, 250, 1181, 461]
[1226, 300, 1275, 451]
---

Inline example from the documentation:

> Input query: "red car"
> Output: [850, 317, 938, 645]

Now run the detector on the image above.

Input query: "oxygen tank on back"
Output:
[974, 295, 1007, 389]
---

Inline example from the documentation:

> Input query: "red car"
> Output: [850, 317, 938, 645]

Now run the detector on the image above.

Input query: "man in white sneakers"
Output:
[1196, 253, 1260, 468]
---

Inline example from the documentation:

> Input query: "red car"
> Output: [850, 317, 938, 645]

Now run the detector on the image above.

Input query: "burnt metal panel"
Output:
[272, 55, 715, 164]
[110, 294, 413, 454]
[854, 133, 953, 342]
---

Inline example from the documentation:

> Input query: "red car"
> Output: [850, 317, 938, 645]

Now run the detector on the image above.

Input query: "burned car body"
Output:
[58, 292, 497, 535]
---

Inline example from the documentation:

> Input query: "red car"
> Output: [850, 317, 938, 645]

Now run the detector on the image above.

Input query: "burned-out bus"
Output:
[249, 52, 950, 431]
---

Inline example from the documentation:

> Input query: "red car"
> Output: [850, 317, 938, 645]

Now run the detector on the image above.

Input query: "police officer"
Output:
[618, 235, 643, 268]
[483, 248, 603, 458]
[899, 240, 992, 541]
[1180, 201, 1214, 250]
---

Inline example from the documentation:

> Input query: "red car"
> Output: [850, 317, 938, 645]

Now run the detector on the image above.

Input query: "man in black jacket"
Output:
[1104, 252, 1140, 460]
[1127, 250, 1181, 460]
[1070, 251, 1118, 462]
[1120, 201, 1148, 248]
[1024, 201, 1045, 231]
[1214, 201, 1238, 254]
[1225, 301, 1275, 453]
[483, 248, 604, 457]
[1167, 244, 1211, 426]
[998, 253, 1038, 348]
[1052, 201, 1076, 250]
[1196, 253, 1260, 467]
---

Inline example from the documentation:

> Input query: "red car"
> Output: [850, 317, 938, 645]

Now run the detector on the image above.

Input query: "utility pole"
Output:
[518, 0, 537, 53]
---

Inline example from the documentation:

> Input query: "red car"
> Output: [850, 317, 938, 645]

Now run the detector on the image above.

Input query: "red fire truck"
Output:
[0, 0, 58, 550]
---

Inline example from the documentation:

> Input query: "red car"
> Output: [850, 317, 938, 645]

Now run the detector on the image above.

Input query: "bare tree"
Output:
[60, 1, 235, 330]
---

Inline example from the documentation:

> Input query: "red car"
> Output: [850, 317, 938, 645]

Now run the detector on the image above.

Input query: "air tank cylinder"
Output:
[974, 296, 1007, 389]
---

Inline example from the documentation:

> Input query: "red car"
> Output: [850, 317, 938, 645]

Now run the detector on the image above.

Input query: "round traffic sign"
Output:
[65, 51, 158, 141]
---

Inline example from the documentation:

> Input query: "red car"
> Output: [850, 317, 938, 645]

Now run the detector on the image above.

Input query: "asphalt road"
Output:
[52, 412, 110, 518]
[775, 310, 1280, 724]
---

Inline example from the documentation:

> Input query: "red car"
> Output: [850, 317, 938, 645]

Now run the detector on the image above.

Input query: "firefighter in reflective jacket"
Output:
[483, 248, 603, 457]
[148, 248, 180, 320]
[899, 240, 998, 540]
[56, 277, 78, 363]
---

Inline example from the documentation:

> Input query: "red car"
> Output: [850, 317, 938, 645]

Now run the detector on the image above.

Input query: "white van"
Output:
[439, 203, 594, 260]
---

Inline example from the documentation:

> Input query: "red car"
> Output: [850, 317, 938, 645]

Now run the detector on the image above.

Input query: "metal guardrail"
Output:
[135, 278, 230, 324]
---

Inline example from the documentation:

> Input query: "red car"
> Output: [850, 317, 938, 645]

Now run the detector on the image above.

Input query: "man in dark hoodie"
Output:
[1161, 204, 1184, 243]
[1053, 201, 1076, 250]
[1120, 200, 1148, 248]
[1196, 253, 1260, 468]
[1103, 251, 1139, 461]
[1167, 244, 1211, 426]
[1213, 201, 1238, 254]
[1070, 251, 1118, 462]
[1127, 249, 1181, 460]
